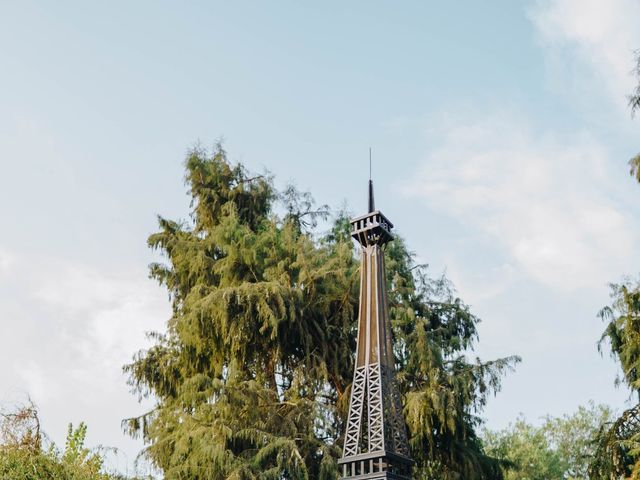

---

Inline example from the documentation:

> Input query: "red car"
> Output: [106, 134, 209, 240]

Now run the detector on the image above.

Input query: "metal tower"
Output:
[339, 180, 413, 480]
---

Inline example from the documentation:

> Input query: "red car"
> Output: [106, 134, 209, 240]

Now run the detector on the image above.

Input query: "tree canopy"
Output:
[588, 50, 640, 479]
[125, 144, 519, 479]
[483, 403, 612, 480]
[591, 281, 640, 479]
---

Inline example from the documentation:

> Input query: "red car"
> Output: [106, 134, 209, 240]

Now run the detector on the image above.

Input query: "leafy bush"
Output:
[0, 403, 142, 480]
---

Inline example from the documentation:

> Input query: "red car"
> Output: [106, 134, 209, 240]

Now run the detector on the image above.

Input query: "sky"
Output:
[1, 0, 640, 476]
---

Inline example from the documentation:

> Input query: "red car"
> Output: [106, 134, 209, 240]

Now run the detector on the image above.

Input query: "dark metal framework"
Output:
[339, 182, 413, 480]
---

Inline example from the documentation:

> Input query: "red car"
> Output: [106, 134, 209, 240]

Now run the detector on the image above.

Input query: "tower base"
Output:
[338, 451, 412, 480]
[341, 473, 410, 480]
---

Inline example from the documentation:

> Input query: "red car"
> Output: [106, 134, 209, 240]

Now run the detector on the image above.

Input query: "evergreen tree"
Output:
[589, 51, 640, 479]
[591, 281, 640, 479]
[125, 144, 518, 479]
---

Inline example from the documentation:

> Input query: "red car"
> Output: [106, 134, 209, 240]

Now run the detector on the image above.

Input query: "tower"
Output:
[338, 180, 413, 479]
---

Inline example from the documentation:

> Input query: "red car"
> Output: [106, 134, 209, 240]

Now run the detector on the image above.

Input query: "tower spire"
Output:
[368, 148, 375, 213]
[339, 175, 412, 479]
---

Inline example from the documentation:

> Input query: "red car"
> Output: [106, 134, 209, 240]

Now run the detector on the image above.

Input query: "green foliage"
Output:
[591, 280, 640, 478]
[62, 423, 104, 475]
[483, 403, 612, 480]
[590, 50, 640, 479]
[484, 417, 564, 480]
[0, 404, 131, 480]
[599, 281, 640, 393]
[590, 404, 640, 479]
[126, 144, 354, 480]
[544, 403, 614, 479]
[125, 144, 518, 479]
[632, 154, 640, 184]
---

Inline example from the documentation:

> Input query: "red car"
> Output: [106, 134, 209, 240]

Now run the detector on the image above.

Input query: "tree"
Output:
[589, 50, 640, 479]
[0, 402, 133, 480]
[483, 403, 612, 480]
[544, 403, 613, 479]
[483, 417, 565, 480]
[591, 280, 640, 479]
[125, 144, 519, 479]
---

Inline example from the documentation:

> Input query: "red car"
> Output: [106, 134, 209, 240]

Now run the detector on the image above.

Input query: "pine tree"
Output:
[589, 51, 640, 479]
[125, 144, 518, 479]
[591, 282, 640, 479]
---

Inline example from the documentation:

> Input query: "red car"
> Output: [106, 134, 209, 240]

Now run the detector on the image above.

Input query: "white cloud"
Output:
[397, 1, 640, 429]
[404, 1, 640, 293]
[0, 246, 15, 274]
[529, 0, 640, 111]
[30, 260, 170, 386]
[16, 361, 58, 404]
[405, 112, 639, 291]
[0, 250, 168, 476]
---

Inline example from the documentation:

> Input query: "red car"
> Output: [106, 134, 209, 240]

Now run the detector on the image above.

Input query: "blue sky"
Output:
[1, 0, 640, 476]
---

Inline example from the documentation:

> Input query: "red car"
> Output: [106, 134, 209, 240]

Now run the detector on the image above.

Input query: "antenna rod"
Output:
[368, 147, 375, 213]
